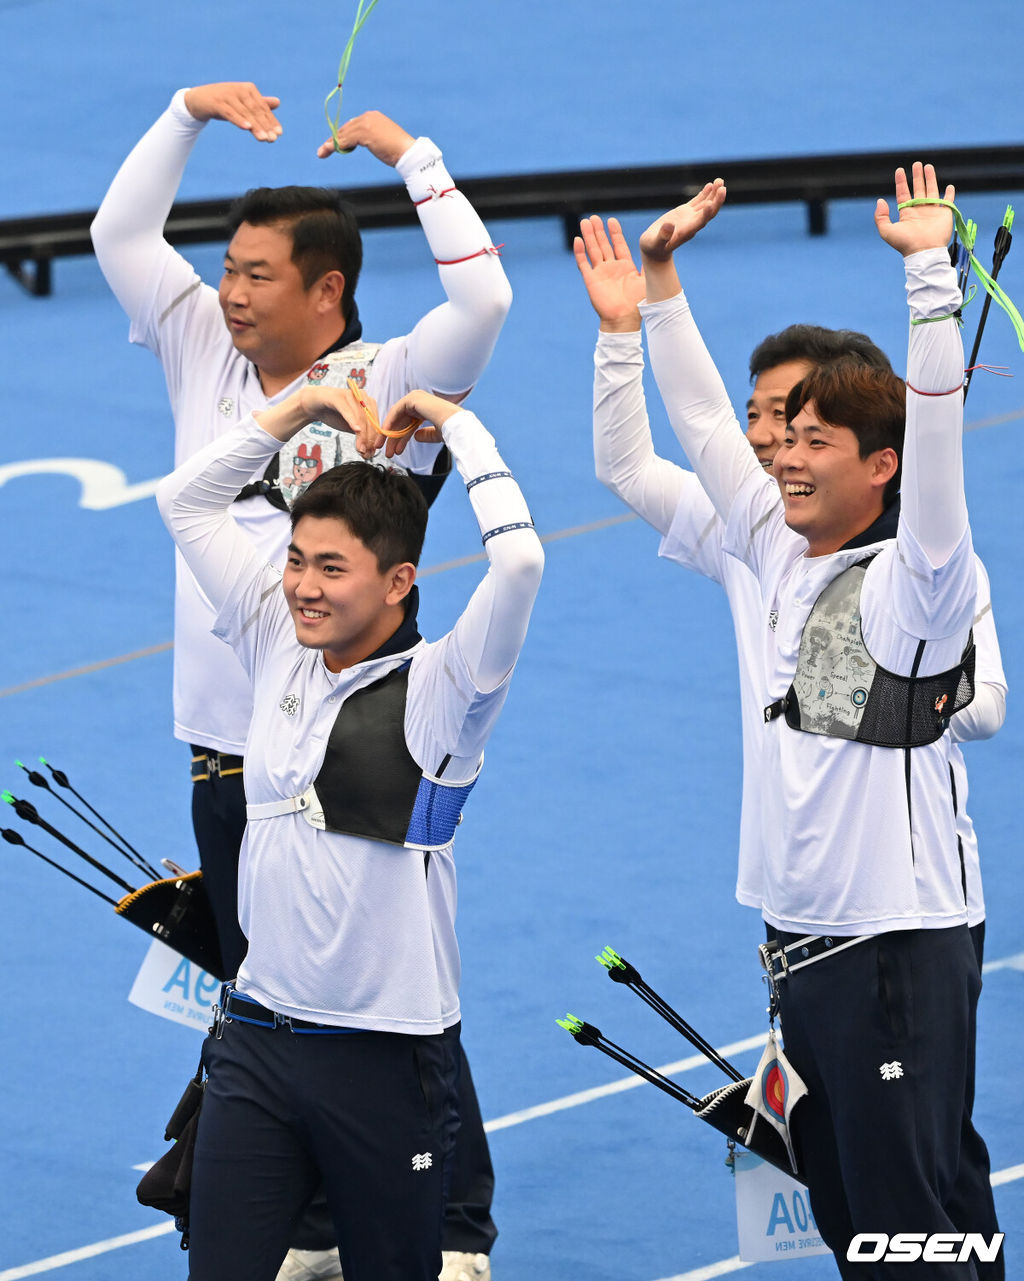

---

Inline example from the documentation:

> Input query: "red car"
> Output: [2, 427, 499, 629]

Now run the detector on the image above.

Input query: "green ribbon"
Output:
[324, 0, 383, 154]
[898, 197, 1024, 352]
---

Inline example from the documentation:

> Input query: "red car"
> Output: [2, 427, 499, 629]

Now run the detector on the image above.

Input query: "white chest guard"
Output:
[764, 559, 975, 747]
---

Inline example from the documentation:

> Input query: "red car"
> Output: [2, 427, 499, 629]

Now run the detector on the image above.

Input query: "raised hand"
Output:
[316, 110, 415, 164]
[183, 82, 282, 142]
[303, 385, 384, 459]
[573, 216, 645, 332]
[638, 180, 727, 263]
[256, 385, 381, 457]
[379, 391, 463, 458]
[874, 162, 955, 257]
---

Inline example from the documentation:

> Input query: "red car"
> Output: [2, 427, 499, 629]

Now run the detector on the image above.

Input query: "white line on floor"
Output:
[0, 1224, 176, 1280]
[483, 1033, 768, 1132]
[652, 1259, 753, 1281]
[3, 959, 1020, 1276]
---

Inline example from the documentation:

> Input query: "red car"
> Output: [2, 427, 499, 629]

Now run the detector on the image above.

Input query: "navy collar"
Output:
[364, 586, 423, 662]
[318, 299, 363, 358]
[840, 496, 901, 552]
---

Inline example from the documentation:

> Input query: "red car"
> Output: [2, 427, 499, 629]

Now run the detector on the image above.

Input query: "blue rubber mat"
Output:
[1, 3, 1022, 1278]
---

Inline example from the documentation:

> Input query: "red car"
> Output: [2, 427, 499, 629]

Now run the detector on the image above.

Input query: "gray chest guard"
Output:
[277, 344, 385, 508]
[233, 344, 384, 512]
[764, 560, 975, 747]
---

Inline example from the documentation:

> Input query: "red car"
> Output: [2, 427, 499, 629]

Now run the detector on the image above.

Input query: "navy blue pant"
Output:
[775, 925, 1001, 1279]
[188, 1017, 461, 1281]
[190, 751, 498, 1255]
[943, 923, 1003, 1281]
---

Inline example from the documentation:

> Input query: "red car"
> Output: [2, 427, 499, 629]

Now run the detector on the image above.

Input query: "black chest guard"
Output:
[310, 661, 480, 850]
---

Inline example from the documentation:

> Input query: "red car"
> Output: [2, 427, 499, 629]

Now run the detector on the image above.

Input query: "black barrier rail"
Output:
[3, 143, 1024, 297]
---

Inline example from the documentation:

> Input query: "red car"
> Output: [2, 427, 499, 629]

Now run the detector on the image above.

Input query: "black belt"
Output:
[760, 933, 869, 979]
[190, 749, 244, 782]
[214, 984, 358, 1036]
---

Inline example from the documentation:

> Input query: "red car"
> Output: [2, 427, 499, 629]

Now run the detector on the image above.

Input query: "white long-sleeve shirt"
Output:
[592, 328, 1006, 926]
[640, 250, 980, 935]
[156, 409, 543, 1030]
[91, 90, 513, 752]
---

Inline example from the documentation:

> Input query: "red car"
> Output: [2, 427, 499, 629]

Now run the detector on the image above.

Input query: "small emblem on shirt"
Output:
[348, 366, 367, 389]
[411, 1152, 433, 1171]
[306, 362, 329, 384]
[768, 609, 779, 631]
[217, 397, 234, 417]
[280, 694, 300, 718]
[851, 687, 868, 707]
[935, 692, 949, 714]
[879, 1060, 904, 1081]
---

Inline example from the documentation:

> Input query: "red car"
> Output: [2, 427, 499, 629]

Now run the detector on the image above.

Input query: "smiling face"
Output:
[218, 221, 343, 392]
[745, 360, 812, 470]
[283, 515, 414, 672]
[773, 400, 898, 556]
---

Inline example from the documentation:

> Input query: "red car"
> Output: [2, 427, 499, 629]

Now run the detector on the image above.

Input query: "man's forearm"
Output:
[900, 248, 967, 566]
[155, 417, 275, 611]
[90, 90, 204, 317]
[399, 139, 512, 395]
[444, 411, 543, 693]
[593, 330, 686, 534]
[642, 292, 760, 523]
[641, 252, 683, 304]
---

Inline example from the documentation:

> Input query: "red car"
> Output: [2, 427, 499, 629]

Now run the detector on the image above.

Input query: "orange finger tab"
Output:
[375, 417, 421, 439]
[345, 378, 381, 431]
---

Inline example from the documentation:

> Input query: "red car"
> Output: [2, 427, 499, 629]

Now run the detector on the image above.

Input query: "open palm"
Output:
[573, 215, 646, 325]
[639, 180, 727, 262]
[874, 162, 954, 257]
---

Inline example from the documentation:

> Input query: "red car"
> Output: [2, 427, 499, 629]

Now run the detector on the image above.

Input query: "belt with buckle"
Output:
[213, 984, 357, 1036]
[759, 933, 869, 980]
[190, 750, 244, 783]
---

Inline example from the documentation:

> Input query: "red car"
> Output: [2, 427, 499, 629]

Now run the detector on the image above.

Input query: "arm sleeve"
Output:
[950, 558, 1008, 743]
[90, 90, 205, 327]
[155, 416, 280, 614]
[899, 248, 968, 566]
[593, 329, 689, 536]
[394, 138, 513, 395]
[440, 410, 545, 693]
[640, 291, 763, 524]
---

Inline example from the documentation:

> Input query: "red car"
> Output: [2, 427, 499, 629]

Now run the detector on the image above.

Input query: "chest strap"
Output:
[247, 790, 316, 821]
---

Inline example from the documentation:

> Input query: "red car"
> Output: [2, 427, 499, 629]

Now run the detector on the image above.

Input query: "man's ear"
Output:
[871, 447, 900, 489]
[315, 269, 346, 315]
[384, 562, 417, 606]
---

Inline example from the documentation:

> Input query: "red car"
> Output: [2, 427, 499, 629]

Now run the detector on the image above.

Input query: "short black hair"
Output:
[785, 358, 906, 505]
[227, 187, 363, 320]
[289, 462, 428, 571]
[749, 324, 892, 382]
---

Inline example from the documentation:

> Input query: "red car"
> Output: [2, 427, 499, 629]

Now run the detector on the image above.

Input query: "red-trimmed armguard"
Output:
[413, 185, 457, 206]
[905, 378, 965, 397]
[435, 243, 505, 266]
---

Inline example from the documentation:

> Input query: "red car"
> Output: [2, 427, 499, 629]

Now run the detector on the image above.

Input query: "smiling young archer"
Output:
[622, 162, 1001, 1276]
[155, 383, 543, 1281]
